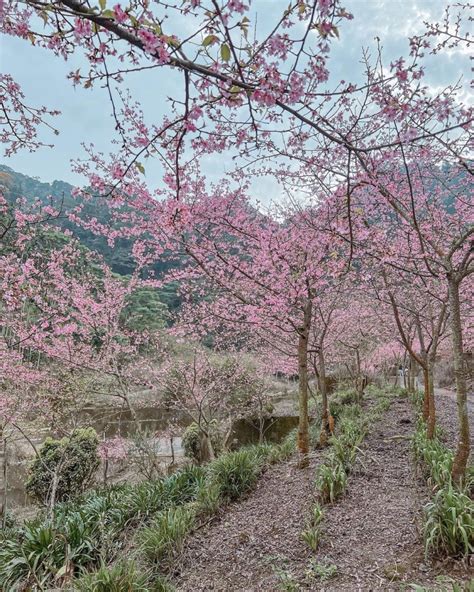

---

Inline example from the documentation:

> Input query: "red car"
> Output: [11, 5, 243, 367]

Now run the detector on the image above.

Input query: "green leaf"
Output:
[99, 0, 106, 10]
[220, 43, 231, 62]
[101, 9, 115, 18]
[202, 34, 217, 47]
[136, 162, 146, 175]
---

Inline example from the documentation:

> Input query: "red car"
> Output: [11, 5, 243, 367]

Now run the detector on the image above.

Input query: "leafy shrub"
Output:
[182, 420, 223, 463]
[423, 485, 474, 558]
[74, 560, 149, 591]
[316, 456, 348, 503]
[138, 506, 195, 567]
[210, 449, 261, 500]
[26, 428, 100, 505]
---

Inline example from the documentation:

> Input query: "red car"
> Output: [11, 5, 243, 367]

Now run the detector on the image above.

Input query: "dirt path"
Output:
[173, 395, 471, 591]
[314, 396, 468, 591]
[173, 451, 321, 591]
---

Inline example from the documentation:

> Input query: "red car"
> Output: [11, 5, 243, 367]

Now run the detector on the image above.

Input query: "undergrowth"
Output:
[0, 430, 297, 590]
[411, 412, 473, 559]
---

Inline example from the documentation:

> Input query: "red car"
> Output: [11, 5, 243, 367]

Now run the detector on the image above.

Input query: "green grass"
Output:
[209, 448, 262, 501]
[315, 455, 348, 503]
[74, 560, 150, 591]
[411, 403, 474, 559]
[138, 506, 196, 568]
[301, 523, 322, 551]
[423, 484, 474, 558]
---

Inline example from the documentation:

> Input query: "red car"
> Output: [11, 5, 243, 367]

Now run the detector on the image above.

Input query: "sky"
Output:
[1, 0, 469, 197]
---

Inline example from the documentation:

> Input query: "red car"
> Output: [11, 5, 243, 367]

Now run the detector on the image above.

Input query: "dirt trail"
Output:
[173, 451, 321, 591]
[173, 395, 471, 591]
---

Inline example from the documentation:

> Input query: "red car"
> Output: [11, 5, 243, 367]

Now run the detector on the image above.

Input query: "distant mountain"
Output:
[0, 165, 181, 311]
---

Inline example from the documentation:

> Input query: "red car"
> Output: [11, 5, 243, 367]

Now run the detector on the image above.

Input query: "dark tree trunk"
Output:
[297, 302, 312, 465]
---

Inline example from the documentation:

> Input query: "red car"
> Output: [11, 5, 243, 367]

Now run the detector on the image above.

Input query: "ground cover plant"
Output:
[411, 405, 474, 559]
[0, 432, 297, 590]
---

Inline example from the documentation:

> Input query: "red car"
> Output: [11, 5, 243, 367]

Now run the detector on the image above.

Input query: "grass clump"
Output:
[301, 501, 324, 551]
[315, 457, 347, 503]
[73, 560, 149, 591]
[301, 524, 321, 551]
[423, 484, 474, 558]
[412, 421, 453, 488]
[411, 405, 474, 559]
[138, 506, 196, 568]
[210, 448, 261, 501]
[194, 482, 222, 517]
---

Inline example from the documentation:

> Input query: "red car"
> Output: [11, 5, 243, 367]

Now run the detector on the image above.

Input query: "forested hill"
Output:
[0, 164, 140, 276]
[0, 165, 181, 311]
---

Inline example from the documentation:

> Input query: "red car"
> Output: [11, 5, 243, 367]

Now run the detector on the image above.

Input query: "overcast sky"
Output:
[1, 0, 468, 195]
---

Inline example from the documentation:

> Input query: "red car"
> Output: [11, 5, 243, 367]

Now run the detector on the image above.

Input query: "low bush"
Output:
[210, 448, 261, 501]
[26, 428, 100, 505]
[423, 484, 474, 558]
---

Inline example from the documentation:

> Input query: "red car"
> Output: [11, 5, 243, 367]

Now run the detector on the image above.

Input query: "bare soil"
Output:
[172, 393, 473, 591]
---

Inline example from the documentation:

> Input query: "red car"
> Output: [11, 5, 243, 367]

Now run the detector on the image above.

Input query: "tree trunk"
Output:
[199, 430, 215, 464]
[318, 349, 330, 447]
[297, 302, 312, 465]
[426, 362, 436, 439]
[408, 358, 415, 393]
[1, 436, 7, 529]
[448, 277, 470, 483]
[422, 365, 430, 422]
[355, 349, 364, 403]
[103, 458, 109, 486]
[48, 468, 60, 521]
